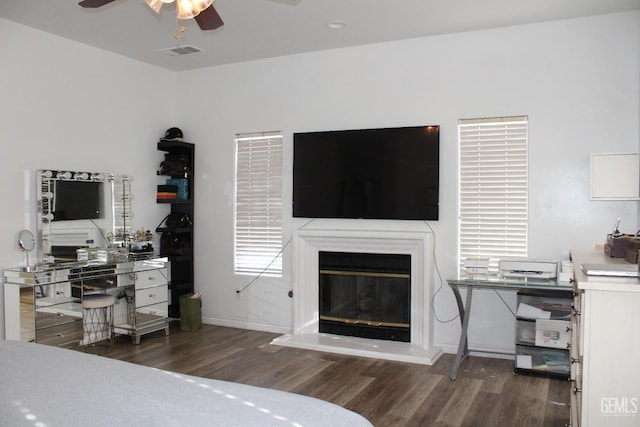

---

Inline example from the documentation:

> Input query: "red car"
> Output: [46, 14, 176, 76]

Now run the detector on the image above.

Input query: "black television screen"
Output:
[293, 125, 439, 220]
[53, 180, 102, 221]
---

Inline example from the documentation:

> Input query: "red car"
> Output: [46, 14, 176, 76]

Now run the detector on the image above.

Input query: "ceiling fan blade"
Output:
[78, 0, 117, 8]
[268, 0, 302, 4]
[145, 0, 163, 14]
[194, 5, 224, 30]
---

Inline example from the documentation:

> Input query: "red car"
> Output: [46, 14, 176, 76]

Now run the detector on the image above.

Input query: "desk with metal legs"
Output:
[447, 276, 572, 381]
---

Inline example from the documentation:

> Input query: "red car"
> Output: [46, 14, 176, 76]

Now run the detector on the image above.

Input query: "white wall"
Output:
[1, 11, 639, 355]
[0, 19, 177, 338]
[177, 11, 640, 353]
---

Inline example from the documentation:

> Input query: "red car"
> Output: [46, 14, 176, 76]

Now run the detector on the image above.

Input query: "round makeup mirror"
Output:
[18, 229, 36, 271]
[18, 229, 36, 252]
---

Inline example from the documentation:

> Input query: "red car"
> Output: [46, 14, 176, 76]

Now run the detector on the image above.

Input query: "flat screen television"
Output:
[293, 125, 439, 220]
[52, 180, 102, 221]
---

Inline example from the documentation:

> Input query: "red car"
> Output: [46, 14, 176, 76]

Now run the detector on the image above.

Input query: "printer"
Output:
[499, 259, 558, 279]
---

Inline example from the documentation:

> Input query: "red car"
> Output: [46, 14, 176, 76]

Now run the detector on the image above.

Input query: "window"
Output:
[458, 116, 528, 274]
[234, 132, 283, 276]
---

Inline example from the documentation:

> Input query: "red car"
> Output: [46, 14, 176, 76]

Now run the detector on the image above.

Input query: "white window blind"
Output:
[234, 132, 283, 276]
[458, 116, 528, 274]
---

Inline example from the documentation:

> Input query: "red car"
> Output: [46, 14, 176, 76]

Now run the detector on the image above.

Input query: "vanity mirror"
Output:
[36, 170, 132, 264]
[18, 229, 36, 271]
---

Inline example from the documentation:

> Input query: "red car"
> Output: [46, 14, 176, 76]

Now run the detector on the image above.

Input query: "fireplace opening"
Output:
[319, 251, 411, 343]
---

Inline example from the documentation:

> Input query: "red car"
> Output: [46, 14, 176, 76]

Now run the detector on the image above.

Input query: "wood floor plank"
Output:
[462, 355, 512, 394]
[291, 357, 378, 406]
[345, 361, 449, 423]
[374, 371, 444, 427]
[434, 377, 483, 426]
[100, 324, 570, 427]
[508, 375, 549, 426]
[460, 390, 506, 427]
[544, 377, 572, 425]
[255, 354, 335, 391]
[405, 377, 457, 426]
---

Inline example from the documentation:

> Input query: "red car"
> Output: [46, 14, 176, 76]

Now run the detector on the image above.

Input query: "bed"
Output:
[0, 340, 373, 427]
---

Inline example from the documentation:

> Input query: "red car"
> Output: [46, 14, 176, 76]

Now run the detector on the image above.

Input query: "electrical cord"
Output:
[493, 288, 517, 318]
[423, 221, 459, 324]
[237, 218, 518, 326]
[235, 236, 293, 295]
[423, 222, 516, 323]
[236, 218, 315, 295]
[89, 219, 111, 247]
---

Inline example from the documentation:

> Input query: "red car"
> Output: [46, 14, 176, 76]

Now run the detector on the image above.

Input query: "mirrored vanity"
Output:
[4, 169, 169, 346]
[37, 169, 134, 263]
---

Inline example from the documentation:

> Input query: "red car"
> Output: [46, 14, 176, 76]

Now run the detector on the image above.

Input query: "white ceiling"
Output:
[1, 0, 639, 72]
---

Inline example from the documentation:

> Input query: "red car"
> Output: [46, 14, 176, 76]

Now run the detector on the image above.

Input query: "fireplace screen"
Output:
[319, 251, 410, 342]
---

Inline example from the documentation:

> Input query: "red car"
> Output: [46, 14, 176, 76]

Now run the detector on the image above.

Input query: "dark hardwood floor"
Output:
[104, 323, 570, 427]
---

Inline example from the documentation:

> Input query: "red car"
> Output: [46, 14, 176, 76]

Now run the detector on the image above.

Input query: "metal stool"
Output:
[81, 293, 115, 352]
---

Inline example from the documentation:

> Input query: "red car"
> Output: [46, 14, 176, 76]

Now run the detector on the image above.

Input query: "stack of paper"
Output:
[516, 303, 551, 320]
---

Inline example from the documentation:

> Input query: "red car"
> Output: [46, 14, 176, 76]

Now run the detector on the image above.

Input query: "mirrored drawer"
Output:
[136, 302, 168, 318]
[135, 285, 168, 307]
[135, 303, 168, 328]
[134, 268, 168, 289]
[35, 317, 83, 348]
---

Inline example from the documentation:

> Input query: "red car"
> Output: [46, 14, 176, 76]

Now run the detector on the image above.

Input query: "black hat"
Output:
[163, 127, 183, 141]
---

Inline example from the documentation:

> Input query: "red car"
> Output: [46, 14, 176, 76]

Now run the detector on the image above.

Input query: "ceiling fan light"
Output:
[192, 0, 213, 14]
[160, 0, 175, 3]
[176, 0, 197, 19]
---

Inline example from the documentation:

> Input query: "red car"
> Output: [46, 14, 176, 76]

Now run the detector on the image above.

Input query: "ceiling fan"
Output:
[78, 0, 224, 31]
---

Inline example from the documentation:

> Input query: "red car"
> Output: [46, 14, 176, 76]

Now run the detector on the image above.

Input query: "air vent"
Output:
[159, 45, 203, 56]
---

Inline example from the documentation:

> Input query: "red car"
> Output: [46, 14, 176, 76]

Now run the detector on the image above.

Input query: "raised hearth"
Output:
[272, 227, 442, 365]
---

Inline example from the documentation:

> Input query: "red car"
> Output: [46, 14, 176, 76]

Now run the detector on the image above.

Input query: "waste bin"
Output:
[179, 293, 202, 331]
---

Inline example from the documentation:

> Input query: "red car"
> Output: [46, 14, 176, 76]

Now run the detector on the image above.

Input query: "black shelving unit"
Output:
[156, 140, 195, 319]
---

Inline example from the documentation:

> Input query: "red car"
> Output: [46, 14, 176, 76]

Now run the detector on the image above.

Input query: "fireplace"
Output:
[319, 251, 411, 342]
[271, 226, 442, 365]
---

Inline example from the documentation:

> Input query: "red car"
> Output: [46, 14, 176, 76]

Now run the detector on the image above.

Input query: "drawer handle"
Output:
[57, 333, 65, 337]
[149, 293, 156, 298]
[106, 279, 114, 285]
[573, 386, 582, 394]
[148, 276, 155, 281]
[573, 309, 580, 316]
[571, 357, 582, 364]
[566, 326, 572, 332]
[56, 312, 65, 317]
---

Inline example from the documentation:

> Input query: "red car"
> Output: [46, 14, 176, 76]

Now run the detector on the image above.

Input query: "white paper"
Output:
[516, 303, 551, 320]
[535, 319, 570, 349]
[516, 355, 532, 369]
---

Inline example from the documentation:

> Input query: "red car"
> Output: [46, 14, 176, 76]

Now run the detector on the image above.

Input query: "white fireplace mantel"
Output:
[272, 227, 443, 365]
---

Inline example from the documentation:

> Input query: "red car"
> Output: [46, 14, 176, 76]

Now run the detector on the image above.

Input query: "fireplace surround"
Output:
[272, 226, 442, 365]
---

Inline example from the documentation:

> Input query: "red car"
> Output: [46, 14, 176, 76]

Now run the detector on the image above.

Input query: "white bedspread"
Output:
[0, 340, 373, 427]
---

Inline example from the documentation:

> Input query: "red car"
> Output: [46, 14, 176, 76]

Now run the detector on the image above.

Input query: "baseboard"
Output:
[202, 315, 291, 335]
[437, 341, 515, 360]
